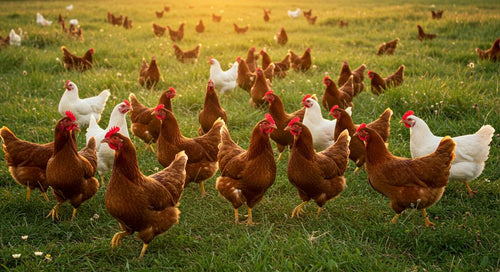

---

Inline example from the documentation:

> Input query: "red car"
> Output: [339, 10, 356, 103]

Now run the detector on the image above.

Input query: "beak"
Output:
[399, 120, 404, 124]
[270, 124, 277, 129]
[101, 138, 109, 144]
[284, 126, 290, 132]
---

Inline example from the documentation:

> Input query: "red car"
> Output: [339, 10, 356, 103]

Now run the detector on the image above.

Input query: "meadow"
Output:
[0, 0, 499, 271]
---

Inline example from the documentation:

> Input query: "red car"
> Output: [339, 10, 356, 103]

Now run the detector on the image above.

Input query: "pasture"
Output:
[0, 0, 499, 271]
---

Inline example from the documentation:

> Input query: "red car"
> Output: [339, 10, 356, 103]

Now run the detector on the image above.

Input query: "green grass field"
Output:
[0, 0, 499, 270]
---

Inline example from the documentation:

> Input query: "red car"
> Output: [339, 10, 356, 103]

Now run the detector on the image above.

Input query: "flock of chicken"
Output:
[0, 5, 497, 259]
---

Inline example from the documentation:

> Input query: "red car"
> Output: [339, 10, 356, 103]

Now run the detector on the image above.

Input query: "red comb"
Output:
[155, 104, 165, 113]
[323, 76, 331, 84]
[105, 126, 120, 139]
[302, 94, 312, 103]
[265, 90, 274, 96]
[168, 87, 176, 94]
[236, 56, 242, 62]
[402, 110, 414, 121]
[65, 80, 71, 88]
[65, 111, 75, 121]
[264, 113, 275, 125]
[250, 47, 255, 51]
[368, 70, 373, 75]
[288, 116, 300, 127]
[123, 100, 130, 107]
[329, 105, 339, 113]
[356, 123, 367, 133]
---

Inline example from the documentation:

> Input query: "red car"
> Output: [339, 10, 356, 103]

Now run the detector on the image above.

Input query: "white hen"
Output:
[302, 95, 352, 151]
[36, 13, 52, 26]
[86, 101, 130, 184]
[9, 29, 22, 46]
[209, 57, 239, 95]
[66, 4, 74, 11]
[58, 80, 111, 127]
[288, 8, 301, 19]
[402, 110, 495, 196]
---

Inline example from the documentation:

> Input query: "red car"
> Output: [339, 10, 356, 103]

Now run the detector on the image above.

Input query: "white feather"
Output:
[209, 58, 239, 95]
[36, 13, 52, 26]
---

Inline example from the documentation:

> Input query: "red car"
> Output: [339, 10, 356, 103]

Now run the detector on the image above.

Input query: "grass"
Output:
[0, 0, 499, 271]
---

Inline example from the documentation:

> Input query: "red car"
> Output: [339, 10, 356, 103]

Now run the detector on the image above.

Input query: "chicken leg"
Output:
[291, 201, 308, 218]
[46, 203, 60, 221]
[464, 181, 477, 197]
[71, 208, 78, 221]
[199, 182, 206, 197]
[244, 207, 258, 226]
[421, 209, 435, 227]
[316, 207, 323, 218]
[391, 213, 401, 224]
[139, 243, 148, 259]
[41, 191, 50, 202]
[26, 187, 31, 201]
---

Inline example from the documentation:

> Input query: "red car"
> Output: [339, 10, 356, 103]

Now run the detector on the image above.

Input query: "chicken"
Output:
[58, 80, 110, 127]
[417, 25, 437, 41]
[195, 19, 205, 33]
[139, 56, 161, 89]
[265, 90, 305, 160]
[337, 60, 366, 96]
[198, 80, 228, 135]
[0, 127, 53, 201]
[9, 28, 22, 46]
[212, 14, 222, 22]
[321, 75, 354, 111]
[209, 57, 239, 95]
[123, 16, 132, 29]
[216, 114, 277, 225]
[303, 9, 312, 17]
[102, 128, 187, 259]
[36, 13, 52, 26]
[236, 56, 255, 92]
[107, 11, 113, 23]
[263, 9, 271, 22]
[233, 23, 249, 34]
[173, 44, 201, 64]
[285, 118, 350, 218]
[61, 46, 94, 71]
[330, 106, 392, 168]
[164, 6, 170, 12]
[128, 88, 176, 152]
[377, 38, 399, 55]
[368, 65, 405, 95]
[273, 53, 291, 78]
[66, 4, 73, 11]
[305, 15, 318, 25]
[401, 111, 495, 196]
[339, 20, 348, 27]
[85, 100, 130, 185]
[354, 124, 455, 227]
[155, 10, 164, 18]
[289, 48, 311, 72]
[274, 27, 288, 45]
[155, 105, 223, 196]
[259, 49, 273, 70]
[287, 8, 301, 19]
[0, 34, 9, 49]
[167, 23, 184, 42]
[302, 95, 351, 151]
[110, 14, 123, 26]
[67, 24, 84, 42]
[152, 23, 166, 37]
[245, 47, 258, 73]
[476, 37, 500, 62]
[46, 111, 99, 221]
[250, 67, 271, 108]
[431, 10, 443, 19]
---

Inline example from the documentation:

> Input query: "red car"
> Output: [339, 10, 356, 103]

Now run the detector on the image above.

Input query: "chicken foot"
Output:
[71, 208, 78, 221]
[139, 243, 149, 259]
[291, 201, 308, 218]
[46, 204, 60, 221]
[110, 230, 132, 248]
[26, 187, 31, 201]
[391, 213, 401, 224]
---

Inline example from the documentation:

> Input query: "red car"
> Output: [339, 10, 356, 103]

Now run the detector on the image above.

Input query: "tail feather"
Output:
[0, 126, 18, 144]
[435, 136, 456, 165]
[475, 125, 495, 142]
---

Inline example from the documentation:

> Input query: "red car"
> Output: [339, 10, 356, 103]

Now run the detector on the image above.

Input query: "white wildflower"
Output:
[12, 254, 21, 259]
[468, 62, 474, 69]
[21, 235, 28, 240]
[34, 251, 43, 256]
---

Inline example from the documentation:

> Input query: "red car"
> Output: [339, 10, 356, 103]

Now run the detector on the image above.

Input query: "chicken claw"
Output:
[41, 191, 50, 202]
[243, 207, 260, 226]
[291, 201, 308, 218]
[46, 204, 60, 221]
